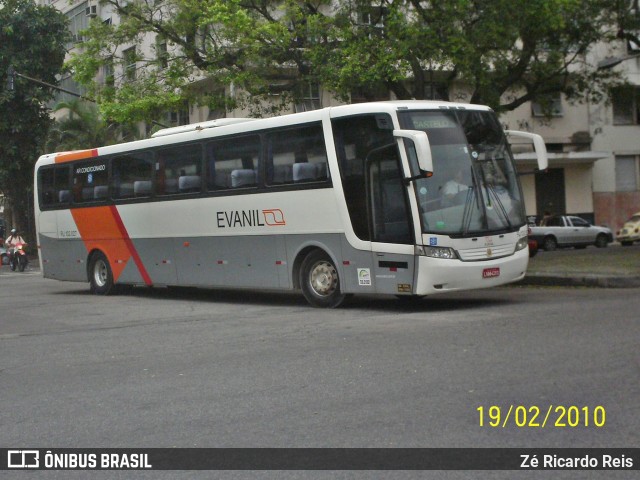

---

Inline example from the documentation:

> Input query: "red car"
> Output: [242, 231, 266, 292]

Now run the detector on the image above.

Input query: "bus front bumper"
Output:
[414, 249, 528, 295]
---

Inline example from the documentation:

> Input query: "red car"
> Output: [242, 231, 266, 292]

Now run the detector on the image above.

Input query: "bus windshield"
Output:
[399, 109, 525, 237]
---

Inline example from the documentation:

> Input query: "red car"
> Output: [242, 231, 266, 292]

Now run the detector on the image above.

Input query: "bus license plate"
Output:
[482, 267, 500, 278]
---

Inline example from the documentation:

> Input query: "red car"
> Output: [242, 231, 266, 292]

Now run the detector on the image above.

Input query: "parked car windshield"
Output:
[399, 109, 525, 236]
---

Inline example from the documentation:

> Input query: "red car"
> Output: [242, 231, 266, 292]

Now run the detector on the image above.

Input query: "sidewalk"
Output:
[520, 243, 640, 288]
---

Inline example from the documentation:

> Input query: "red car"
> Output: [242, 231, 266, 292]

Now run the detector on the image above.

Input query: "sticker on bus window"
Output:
[357, 268, 371, 286]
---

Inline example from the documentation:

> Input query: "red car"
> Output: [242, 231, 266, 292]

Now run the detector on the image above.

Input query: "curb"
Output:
[519, 273, 640, 288]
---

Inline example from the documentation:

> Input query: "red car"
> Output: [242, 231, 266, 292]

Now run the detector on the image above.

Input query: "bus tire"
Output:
[89, 251, 115, 295]
[300, 250, 346, 308]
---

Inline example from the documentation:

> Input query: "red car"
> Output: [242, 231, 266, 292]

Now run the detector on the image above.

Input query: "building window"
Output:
[627, 0, 640, 53]
[351, 83, 390, 103]
[51, 75, 86, 104]
[531, 92, 563, 117]
[295, 82, 321, 112]
[123, 47, 137, 82]
[612, 86, 640, 125]
[355, 6, 388, 38]
[102, 57, 114, 87]
[164, 105, 189, 127]
[616, 155, 639, 192]
[156, 37, 168, 70]
[66, 2, 89, 48]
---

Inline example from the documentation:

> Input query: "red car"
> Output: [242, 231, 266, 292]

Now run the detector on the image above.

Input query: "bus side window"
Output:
[72, 161, 108, 204]
[111, 152, 154, 199]
[38, 165, 71, 208]
[208, 135, 260, 190]
[332, 114, 394, 241]
[266, 123, 327, 186]
[157, 144, 203, 195]
[39, 168, 56, 207]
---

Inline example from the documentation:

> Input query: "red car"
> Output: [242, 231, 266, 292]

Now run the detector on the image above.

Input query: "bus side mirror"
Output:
[393, 129, 434, 177]
[505, 130, 548, 172]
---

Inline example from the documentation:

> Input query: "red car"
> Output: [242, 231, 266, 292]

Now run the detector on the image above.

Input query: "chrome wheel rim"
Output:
[309, 260, 338, 297]
[93, 259, 108, 287]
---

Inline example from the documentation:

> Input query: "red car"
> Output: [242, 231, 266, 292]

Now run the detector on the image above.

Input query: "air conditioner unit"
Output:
[86, 5, 97, 17]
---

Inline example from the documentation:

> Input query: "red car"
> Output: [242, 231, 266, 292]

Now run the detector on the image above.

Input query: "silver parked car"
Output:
[530, 215, 614, 251]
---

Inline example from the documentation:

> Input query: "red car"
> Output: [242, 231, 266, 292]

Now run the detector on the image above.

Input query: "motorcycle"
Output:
[8, 243, 29, 272]
[0, 246, 9, 266]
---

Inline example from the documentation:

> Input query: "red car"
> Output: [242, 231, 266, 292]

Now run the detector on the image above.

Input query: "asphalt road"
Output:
[1, 272, 638, 479]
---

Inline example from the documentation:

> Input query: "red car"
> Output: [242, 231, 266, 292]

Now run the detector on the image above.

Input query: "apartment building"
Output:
[45, 0, 640, 233]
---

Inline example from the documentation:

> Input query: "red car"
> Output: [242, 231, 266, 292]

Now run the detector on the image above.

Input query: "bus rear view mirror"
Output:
[393, 129, 434, 177]
[505, 130, 549, 172]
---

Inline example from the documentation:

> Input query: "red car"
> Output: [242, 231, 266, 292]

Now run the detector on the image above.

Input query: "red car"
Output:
[528, 227, 538, 258]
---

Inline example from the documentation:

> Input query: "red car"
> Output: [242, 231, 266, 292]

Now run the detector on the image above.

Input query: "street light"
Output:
[6, 65, 94, 102]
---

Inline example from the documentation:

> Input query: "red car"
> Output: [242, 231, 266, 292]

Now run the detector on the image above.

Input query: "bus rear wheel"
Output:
[300, 250, 346, 308]
[89, 252, 115, 295]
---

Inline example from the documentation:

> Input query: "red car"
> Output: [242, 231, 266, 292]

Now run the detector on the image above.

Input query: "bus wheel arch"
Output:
[88, 250, 116, 295]
[297, 248, 347, 308]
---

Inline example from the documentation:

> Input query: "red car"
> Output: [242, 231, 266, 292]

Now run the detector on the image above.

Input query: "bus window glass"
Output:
[72, 160, 109, 203]
[156, 144, 203, 195]
[39, 166, 71, 207]
[111, 152, 154, 199]
[368, 145, 413, 244]
[399, 109, 525, 235]
[206, 135, 260, 190]
[332, 114, 394, 241]
[266, 123, 328, 185]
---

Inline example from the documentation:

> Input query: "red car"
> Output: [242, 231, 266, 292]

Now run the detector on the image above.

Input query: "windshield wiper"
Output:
[484, 183, 513, 230]
[462, 164, 487, 235]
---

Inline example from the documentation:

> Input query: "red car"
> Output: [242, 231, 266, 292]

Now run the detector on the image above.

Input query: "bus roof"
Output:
[151, 118, 257, 137]
[36, 100, 493, 166]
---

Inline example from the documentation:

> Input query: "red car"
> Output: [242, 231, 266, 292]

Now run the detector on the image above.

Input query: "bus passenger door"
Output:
[366, 145, 416, 295]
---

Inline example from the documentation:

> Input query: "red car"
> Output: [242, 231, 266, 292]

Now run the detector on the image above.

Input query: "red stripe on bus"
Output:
[109, 205, 153, 286]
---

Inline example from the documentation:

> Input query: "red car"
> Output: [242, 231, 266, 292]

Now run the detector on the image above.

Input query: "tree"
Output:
[0, 0, 69, 238]
[46, 99, 141, 153]
[311, 0, 630, 112]
[70, 0, 330, 121]
[69, 0, 635, 123]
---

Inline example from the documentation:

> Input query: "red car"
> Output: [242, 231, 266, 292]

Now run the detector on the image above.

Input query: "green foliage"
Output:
[46, 99, 141, 152]
[0, 0, 69, 235]
[68, 0, 633, 124]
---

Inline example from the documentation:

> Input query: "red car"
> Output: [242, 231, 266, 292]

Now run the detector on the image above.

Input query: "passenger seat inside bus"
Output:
[293, 163, 318, 182]
[134, 180, 152, 196]
[58, 190, 71, 203]
[82, 187, 94, 201]
[94, 185, 109, 199]
[271, 165, 293, 184]
[178, 175, 202, 193]
[164, 178, 179, 194]
[231, 169, 257, 188]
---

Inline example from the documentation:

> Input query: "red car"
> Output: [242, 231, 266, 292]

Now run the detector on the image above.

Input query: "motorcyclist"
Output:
[5, 228, 26, 249]
[5, 228, 27, 266]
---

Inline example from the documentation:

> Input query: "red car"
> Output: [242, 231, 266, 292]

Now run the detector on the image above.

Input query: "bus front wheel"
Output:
[89, 252, 115, 295]
[300, 250, 347, 308]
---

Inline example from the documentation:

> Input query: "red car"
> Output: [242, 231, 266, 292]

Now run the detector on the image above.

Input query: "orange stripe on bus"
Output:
[70, 206, 153, 286]
[55, 149, 98, 163]
[70, 206, 133, 283]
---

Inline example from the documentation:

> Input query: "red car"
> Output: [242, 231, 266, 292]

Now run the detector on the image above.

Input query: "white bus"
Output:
[34, 101, 547, 307]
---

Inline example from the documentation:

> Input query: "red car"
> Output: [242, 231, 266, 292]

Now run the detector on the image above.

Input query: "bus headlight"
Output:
[416, 245, 458, 259]
[515, 236, 528, 251]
